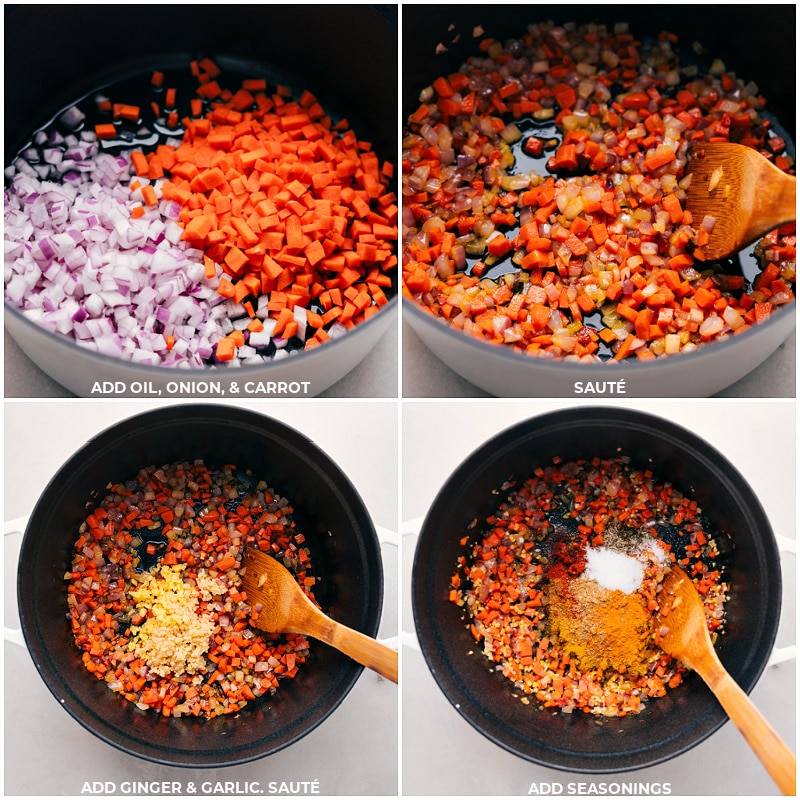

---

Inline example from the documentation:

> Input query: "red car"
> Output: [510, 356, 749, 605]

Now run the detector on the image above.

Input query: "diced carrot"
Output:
[130, 151, 150, 176]
[224, 246, 249, 275]
[643, 148, 676, 172]
[661, 193, 684, 224]
[552, 143, 578, 171]
[565, 233, 588, 256]
[615, 302, 639, 323]
[613, 332, 636, 360]
[94, 123, 117, 140]
[141, 185, 158, 207]
[487, 234, 513, 258]
[216, 276, 235, 299]
[620, 91, 650, 109]
[553, 84, 577, 110]
[668, 253, 694, 271]
[114, 104, 140, 122]
[215, 556, 237, 572]
[634, 308, 652, 340]
[215, 337, 236, 361]
[182, 214, 214, 241]
[693, 286, 717, 309]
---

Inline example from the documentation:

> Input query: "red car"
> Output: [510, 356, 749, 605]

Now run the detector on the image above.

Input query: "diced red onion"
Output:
[701, 215, 716, 232]
[3, 137, 303, 367]
[6, 104, 368, 367]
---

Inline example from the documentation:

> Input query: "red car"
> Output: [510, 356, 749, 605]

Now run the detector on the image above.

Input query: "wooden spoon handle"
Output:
[298, 602, 398, 683]
[287, 587, 398, 682]
[325, 621, 399, 683]
[704, 662, 795, 795]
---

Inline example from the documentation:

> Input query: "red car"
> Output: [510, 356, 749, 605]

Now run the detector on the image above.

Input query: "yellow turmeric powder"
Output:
[546, 576, 657, 676]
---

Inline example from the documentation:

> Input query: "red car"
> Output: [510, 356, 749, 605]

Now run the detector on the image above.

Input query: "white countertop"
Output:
[2, 339, 796, 798]
[4, 401, 398, 797]
[401, 400, 795, 796]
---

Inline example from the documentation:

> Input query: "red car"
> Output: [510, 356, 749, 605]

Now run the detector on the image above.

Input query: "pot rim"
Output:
[4, 294, 397, 379]
[403, 296, 795, 377]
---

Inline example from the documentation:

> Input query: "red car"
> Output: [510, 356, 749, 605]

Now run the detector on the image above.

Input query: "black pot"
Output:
[412, 407, 781, 772]
[17, 404, 384, 767]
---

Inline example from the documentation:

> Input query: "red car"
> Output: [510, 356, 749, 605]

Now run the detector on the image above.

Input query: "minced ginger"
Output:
[128, 564, 223, 677]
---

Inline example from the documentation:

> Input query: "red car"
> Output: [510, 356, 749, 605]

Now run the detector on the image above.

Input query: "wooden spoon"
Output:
[656, 565, 795, 795]
[241, 548, 398, 683]
[684, 142, 796, 261]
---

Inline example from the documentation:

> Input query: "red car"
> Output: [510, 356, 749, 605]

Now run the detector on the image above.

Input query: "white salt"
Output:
[584, 546, 645, 594]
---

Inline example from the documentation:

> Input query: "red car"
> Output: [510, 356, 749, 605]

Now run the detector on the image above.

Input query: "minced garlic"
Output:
[195, 569, 227, 601]
[128, 564, 215, 677]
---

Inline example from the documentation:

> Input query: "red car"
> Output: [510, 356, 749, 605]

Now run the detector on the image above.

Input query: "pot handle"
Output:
[3, 516, 400, 650]
[4, 515, 29, 535]
[3, 515, 403, 654]
[375, 525, 398, 548]
[4, 516, 28, 649]
[775, 532, 796, 554]
[401, 519, 425, 652]
[401, 516, 424, 538]
[768, 533, 796, 667]
[374, 525, 399, 651]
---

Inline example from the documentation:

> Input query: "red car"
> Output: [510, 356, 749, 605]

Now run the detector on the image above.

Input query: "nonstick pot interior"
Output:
[6, 5, 397, 166]
[402, 6, 795, 128]
[17, 404, 383, 767]
[412, 407, 781, 773]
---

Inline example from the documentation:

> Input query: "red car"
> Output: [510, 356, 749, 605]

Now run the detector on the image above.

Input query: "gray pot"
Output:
[402, 5, 795, 397]
[4, 5, 398, 397]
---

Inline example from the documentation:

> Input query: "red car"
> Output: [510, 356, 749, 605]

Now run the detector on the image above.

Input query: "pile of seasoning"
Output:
[450, 456, 728, 717]
[66, 460, 314, 718]
[544, 531, 669, 678]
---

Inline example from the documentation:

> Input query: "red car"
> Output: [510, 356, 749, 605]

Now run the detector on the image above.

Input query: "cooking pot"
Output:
[401, 6, 796, 397]
[412, 406, 782, 772]
[14, 404, 385, 767]
[3, 5, 398, 398]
